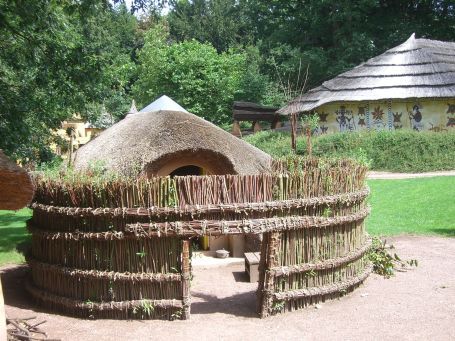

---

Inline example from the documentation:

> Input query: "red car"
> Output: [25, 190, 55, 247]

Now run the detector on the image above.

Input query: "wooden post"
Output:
[259, 232, 280, 318]
[290, 113, 297, 151]
[253, 121, 262, 133]
[256, 232, 269, 314]
[181, 239, 191, 320]
[231, 120, 242, 137]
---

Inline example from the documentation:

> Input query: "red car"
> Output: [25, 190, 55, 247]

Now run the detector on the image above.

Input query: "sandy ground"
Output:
[368, 170, 455, 179]
[2, 235, 455, 341]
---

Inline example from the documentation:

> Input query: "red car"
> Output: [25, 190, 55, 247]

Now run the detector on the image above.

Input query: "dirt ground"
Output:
[368, 170, 455, 179]
[2, 235, 455, 341]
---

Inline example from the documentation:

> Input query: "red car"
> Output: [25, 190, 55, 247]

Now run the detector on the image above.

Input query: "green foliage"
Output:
[134, 23, 250, 125]
[369, 237, 418, 278]
[0, 1, 138, 163]
[245, 130, 455, 173]
[168, 0, 251, 52]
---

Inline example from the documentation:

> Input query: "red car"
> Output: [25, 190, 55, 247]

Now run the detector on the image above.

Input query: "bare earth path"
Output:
[368, 170, 455, 179]
[2, 236, 455, 341]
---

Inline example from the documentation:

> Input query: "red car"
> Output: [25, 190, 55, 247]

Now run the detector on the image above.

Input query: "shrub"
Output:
[245, 130, 455, 172]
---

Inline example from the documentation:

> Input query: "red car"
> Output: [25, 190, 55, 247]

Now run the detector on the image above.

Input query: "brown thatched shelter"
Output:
[279, 34, 455, 133]
[0, 150, 34, 210]
[74, 96, 272, 177]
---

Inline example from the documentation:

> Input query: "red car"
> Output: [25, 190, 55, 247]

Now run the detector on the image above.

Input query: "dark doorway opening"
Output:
[170, 165, 203, 177]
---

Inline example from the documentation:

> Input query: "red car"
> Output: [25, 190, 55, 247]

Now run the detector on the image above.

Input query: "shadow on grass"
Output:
[429, 228, 455, 237]
[0, 227, 31, 253]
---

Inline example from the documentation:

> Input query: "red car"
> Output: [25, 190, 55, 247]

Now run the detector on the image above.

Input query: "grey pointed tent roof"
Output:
[278, 34, 455, 114]
[74, 96, 271, 176]
[138, 95, 188, 114]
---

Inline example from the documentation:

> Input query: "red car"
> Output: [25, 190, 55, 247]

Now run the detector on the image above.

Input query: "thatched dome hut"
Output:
[0, 150, 34, 210]
[279, 34, 455, 133]
[74, 96, 271, 176]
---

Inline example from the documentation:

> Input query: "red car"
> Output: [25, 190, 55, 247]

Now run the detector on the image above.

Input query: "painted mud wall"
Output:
[312, 98, 455, 134]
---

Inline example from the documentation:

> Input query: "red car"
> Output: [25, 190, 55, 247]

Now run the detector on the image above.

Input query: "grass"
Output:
[0, 208, 32, 266]
[367, 176, 455, 237]
[0, 177, 452, 266]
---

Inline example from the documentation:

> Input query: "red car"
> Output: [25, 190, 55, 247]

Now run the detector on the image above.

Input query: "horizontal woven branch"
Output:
[27, 257, 182, 282]
[31, 187, 369, 218]
[28, 207, 370, 239]
[271, 238, 372, 276]
[26, 280, 184, 311]
[273, 263, 372, 301]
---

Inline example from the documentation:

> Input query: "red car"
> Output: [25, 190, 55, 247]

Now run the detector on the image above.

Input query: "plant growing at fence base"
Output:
[369, 237, 418, 277]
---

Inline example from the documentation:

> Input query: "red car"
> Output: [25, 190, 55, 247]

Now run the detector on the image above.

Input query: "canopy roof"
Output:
[279, 34, 455, 114]
[74, 96, 271, 176]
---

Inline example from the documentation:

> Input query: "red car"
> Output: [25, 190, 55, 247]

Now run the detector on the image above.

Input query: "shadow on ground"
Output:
[191, 291, 258, 318]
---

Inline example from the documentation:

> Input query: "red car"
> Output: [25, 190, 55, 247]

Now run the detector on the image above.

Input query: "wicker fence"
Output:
[27, 158, 371, 319]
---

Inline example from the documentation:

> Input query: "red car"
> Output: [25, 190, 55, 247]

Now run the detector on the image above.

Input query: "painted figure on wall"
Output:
[357, 107, 366, 128]
[371, 106, 386, 130]
[447, 103, 455, 128]
[318, 112, 329, 123]
[393, 112, 403, 129]
[336, 106, 355, 132]
[408, 104, 424, 131]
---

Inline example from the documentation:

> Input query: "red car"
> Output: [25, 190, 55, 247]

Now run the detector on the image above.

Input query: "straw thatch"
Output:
[279, 34, 455, 114]
[0, 150, 34, 210]
[74, 96, 271, 176]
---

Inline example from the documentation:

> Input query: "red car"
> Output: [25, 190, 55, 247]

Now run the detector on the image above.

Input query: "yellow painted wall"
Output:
[50, 115, 103, 158]
[313, 98, 455, 134]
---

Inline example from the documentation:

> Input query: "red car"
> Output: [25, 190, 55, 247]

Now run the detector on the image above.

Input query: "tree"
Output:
[167, 0, 251, 52]
[0, 1, 138, 162]
[133, 23, 248, 125]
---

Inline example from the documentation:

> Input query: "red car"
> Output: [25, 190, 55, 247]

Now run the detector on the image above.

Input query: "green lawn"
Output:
[367, 176, 455, 236]
[0, 176, 453, 266]
[0, 208, 32, 266]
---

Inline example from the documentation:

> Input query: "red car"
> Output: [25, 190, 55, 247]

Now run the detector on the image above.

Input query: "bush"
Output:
[245, 130, 455, 172]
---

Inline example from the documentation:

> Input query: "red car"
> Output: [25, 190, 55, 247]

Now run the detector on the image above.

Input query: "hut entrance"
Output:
[170, 165, 203, 176]
[144, 148, 236, 177]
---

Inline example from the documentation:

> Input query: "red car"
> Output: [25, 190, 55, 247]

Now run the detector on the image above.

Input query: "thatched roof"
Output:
[279, 34, 455, 114]
[0, 150, 34, 210]
[74, 96, 271, 176]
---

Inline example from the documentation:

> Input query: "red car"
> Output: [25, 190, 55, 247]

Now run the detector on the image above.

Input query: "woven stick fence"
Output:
[27, 157, 371, 319]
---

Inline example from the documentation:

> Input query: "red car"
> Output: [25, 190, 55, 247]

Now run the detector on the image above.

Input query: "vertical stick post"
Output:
[181, 239, 191, 320]
[259, 232, 280, 318]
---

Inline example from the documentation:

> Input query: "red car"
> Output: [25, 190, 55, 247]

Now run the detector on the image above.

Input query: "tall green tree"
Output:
[133, 23, 260, 124]
[167, 0, 251, 52]
[0, 1, 138, 162]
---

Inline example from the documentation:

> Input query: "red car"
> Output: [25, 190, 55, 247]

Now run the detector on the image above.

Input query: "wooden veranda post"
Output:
[181, 239, 191, 320]
[290, 113, 297, 151]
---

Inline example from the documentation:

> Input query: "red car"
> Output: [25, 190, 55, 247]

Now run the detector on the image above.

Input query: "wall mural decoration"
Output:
[371, 106, 386, 130]
[336, 106, 356, 132]
[393, 112, 403, 129]
[318, 112, 329, 123]
[447, 103, 455, 128]
[408, 104, 424, 131]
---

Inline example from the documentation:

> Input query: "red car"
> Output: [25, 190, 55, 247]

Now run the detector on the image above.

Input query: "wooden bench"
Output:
[244, 252, 260, 283]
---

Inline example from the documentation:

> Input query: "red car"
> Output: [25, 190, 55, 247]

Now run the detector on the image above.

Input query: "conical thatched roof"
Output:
[74, 96, 271, 176]
[0, 150, 34, 210]
[279, 34, 455, 114]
